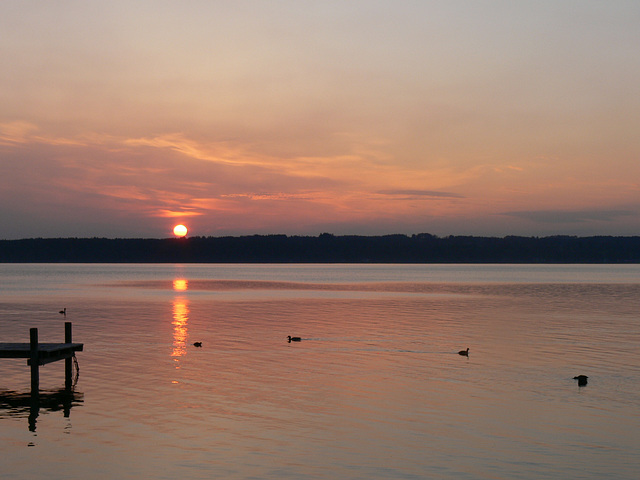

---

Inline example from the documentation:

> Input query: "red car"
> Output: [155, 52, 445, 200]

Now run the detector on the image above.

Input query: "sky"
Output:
[1, 1, 639, 239]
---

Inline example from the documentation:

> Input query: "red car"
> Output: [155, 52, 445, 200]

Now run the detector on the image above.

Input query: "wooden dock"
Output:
[0, 342, 84, 363]
[0, 322, 83, 391]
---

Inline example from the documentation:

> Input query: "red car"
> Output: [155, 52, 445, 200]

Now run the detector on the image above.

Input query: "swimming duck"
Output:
[193, 342, 202, 347]
[573, 375, 588, 386]
[458, 347, 469, 356]
[59, 308, 66, 315]
[287, 336, 302, 343]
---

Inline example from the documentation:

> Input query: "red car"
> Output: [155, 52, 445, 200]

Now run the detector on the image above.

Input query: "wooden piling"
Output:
[30, 328, 39, 393]
[65, 322, 73, 390]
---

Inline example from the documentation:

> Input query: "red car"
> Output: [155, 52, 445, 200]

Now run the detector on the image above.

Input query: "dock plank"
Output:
[0, 343, 84, 362]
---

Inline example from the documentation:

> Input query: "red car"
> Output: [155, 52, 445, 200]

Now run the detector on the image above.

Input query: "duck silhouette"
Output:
[458, 347, 469, 356]
[59, 308, 66, 315]
[193, 342, 202, 347]
[287, 336, 302, 343]
[573, 375, 588, 386]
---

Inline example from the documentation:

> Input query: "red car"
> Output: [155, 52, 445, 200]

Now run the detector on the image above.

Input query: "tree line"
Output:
[1, 233, 639, 263]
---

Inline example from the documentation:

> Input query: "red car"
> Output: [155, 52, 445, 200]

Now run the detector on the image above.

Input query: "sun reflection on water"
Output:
[173, 279, 188, 291]
[171, 299, 189, 362]
[171, 278, 189, 365]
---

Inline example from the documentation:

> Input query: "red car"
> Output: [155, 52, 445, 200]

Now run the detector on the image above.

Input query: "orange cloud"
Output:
[1, 117, 639, 239]
[154, 209, 204, 218]
[0, 121, 39, 145]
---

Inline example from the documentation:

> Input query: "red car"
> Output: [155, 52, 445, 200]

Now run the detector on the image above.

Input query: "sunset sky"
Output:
[1, 1, 639, 239]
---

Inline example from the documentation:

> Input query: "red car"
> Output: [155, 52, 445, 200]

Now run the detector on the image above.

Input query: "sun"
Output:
[173, 224, 188, 237]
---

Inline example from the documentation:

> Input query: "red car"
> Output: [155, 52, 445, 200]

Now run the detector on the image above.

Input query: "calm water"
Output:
[0, 264, 639, 479]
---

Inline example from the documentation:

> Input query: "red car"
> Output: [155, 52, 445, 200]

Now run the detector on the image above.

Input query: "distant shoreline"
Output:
[1, 234, 639, 263]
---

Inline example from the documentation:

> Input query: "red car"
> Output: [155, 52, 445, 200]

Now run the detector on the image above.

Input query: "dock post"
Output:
[65, 322, 73, 390]
[30, 328, 39, 393]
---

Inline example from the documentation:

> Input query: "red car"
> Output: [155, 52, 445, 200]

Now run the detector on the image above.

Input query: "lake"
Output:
[1, 264, 639, 479]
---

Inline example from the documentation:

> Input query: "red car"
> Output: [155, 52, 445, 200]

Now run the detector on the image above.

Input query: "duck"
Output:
[573, 375, 588, 386]
[287, 336, 302, 343]
[458, 347, 469, 356]
[59, 308, 66, 315]
[193, 342, 202, 347]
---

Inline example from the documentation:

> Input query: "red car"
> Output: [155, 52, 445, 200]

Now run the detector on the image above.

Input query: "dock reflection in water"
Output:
[0, 388, 84, 432]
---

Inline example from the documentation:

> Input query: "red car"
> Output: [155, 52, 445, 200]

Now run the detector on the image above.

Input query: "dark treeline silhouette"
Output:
[1, 233, 639, 263]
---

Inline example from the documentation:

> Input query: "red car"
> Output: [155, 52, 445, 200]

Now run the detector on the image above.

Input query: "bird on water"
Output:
[59, 308, 66, 315]
[287, 336, 301, 343]
[458, 347, 469, 356]
[193, 342, 202, 347]
[573, 375, 588, 386]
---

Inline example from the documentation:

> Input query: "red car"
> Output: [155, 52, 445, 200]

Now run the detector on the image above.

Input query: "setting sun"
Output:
[173, 224, 188, 237]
